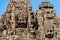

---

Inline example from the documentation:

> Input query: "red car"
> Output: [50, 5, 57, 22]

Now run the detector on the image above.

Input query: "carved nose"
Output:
[45, 34, 54, 38]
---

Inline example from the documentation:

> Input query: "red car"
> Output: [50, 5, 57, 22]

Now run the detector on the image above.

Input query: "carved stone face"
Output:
[45, 28, 54, 38]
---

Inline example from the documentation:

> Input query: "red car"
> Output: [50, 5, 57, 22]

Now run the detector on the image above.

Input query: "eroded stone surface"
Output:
[0, 1, 59, 40]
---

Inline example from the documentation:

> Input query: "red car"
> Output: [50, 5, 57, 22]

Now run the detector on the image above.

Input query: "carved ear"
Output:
[3, 25, 7, 31]
[0, 28, 3, 32]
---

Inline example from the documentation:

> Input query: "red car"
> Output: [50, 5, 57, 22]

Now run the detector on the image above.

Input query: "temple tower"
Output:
[0, 0, 35, 40]
[36, 2, 59, 40]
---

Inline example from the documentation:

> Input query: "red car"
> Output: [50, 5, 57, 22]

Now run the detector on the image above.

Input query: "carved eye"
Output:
[47, 30, 49, 32]
[47, 12, 50, 14]
[50, 30, 53, 32]
[47, 30, 53, 32]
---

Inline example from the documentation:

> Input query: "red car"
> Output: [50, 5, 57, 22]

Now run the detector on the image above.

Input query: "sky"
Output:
[0, 0, 60, 19]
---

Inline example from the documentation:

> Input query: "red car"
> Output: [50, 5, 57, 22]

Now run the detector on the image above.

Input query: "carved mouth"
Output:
[45, 34, 54, 38]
